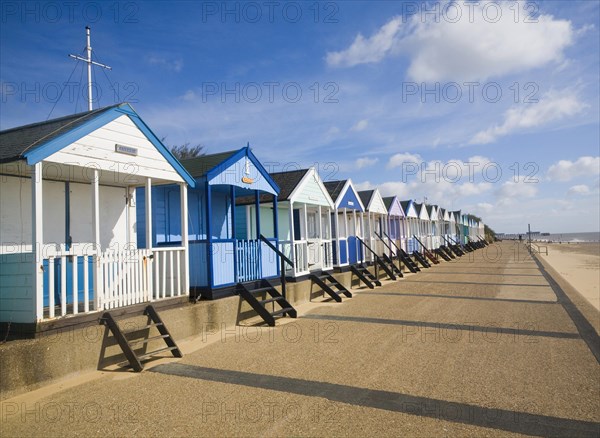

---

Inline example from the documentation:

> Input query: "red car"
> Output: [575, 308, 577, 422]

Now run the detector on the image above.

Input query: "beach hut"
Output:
[0, 103, 195, 327]
[358, 189, 389, 262]
[426, 205, 438, 249]
[141, 145, 283, 301]
[412, 202, 430, 252]
[401, 200, 419, 253]
[439, 207, 451, 243]
[241, 167, 335, 279]
[383, 196, 406, 255]
[323, 179, 365, 269]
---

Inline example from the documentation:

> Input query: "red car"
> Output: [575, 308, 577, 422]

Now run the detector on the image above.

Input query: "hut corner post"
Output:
[180, 183, 189, 294]
[32, 162, 44, 322]
[92, 169, 101, 310]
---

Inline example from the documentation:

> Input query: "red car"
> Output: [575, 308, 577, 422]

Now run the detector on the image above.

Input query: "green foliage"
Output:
[484, 224, 497, 242]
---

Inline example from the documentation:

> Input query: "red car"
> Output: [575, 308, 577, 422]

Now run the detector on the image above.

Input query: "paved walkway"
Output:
[2, 242, 599, 437]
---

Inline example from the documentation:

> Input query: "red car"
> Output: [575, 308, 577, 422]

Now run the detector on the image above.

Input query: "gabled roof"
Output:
[184, 145, 280, 195]
[270, 169, 310, 201]
[235, 168, 335, 207]
[323, 179, 365, 211]
[323, 180, 346, 202]
[358, 190, 374, 207]
[400, 200, 419, 218]
[180, 150, 238, 178]
[427, 205, 439, 221]
[383, 196, 404, 217]
[358, 189, 387, 214]
[414, 202, 430, 220]
[0, 103, 196, 186]
[0, 104, 121, 163]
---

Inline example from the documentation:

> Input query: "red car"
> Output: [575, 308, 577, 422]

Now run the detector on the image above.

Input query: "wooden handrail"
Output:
[373, 231, 394, 253]
[380, 230, 402, 252]
[356, 236, 379, 260]
[259, 235, 293, 267]
[259, 234, 294, 300]
[412, 235, 429, 251]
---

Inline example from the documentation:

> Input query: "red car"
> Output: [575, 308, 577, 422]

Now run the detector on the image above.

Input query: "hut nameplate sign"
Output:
[115, 144, 138, 156]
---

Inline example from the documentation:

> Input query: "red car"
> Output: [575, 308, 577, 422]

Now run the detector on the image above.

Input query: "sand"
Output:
[538, 243, 600, 311]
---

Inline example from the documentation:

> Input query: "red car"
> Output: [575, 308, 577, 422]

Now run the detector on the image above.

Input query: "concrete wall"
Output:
[0, 266, 388, 400]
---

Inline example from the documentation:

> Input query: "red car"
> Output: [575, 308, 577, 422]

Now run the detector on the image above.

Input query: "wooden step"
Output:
[100, 305, 182, 372]
[270, 308, 294, 318]
[238, 280, 297, 326]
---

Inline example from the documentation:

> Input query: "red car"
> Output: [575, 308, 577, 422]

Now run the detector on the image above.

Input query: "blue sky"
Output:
[1, 1, 599, 233]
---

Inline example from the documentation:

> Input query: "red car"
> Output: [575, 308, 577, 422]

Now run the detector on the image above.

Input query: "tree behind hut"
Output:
[170, 143, 205, 160]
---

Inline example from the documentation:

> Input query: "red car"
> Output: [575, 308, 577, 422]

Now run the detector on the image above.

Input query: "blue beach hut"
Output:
[139, 145, 281, 300]
[323, 179, 366, 269]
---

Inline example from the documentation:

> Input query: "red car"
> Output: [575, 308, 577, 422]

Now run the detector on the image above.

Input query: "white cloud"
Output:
[356, 178, 492, 207]
[148, 56, 183, 72]
[326, 2, 575, 82]
[181, 90, 196, 101]
[377, 181, 410, 198]
[568, 184, 591, 195]
[350, 119, 369, 132]
[496, 177, 539, 205]
[355, 157, 378, 169]
[476, 203, 494, 213]
[470, 90, 587, 144]
[326, 17, 402, 67]
[547, 156, 600, 181]
[387, 152, 423, 169]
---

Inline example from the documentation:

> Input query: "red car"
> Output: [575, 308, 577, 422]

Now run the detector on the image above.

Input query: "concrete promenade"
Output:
[1, 242, 599, 437]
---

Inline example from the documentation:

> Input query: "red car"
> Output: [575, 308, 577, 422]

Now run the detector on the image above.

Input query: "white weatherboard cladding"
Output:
[367, 190, 388, 215]
[290, 169, 334, 208]
[0, 176, 64, 251]
[430, 206, 438, 221]
[69, 183, 131, 249]
[44, 115, 184, 185]
[0, 175, 131, 253]
[404, 203, 418, 218]
[419, 206, 429, 221]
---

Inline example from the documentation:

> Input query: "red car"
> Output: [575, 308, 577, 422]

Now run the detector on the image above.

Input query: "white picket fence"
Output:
[43, 247, 187, 320]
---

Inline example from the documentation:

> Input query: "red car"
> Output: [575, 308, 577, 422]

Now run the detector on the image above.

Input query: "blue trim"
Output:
[231, 185, 237, 281]
[206, 146, 280, 195]
[125, 108, 196, 188]
[24, 103, 196, 188]
[273, 195, 279, 277]
[254, 190, 262, 277]
[25, 108, 122, 164]
[206, 183, 213, 288]
[254, 190, 261, 238]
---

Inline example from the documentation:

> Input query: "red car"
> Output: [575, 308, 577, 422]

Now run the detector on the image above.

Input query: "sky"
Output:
[1, 1, 599, 234]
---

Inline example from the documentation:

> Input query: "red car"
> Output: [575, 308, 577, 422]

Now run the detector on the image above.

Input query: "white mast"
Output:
[69, 26, 111, 111]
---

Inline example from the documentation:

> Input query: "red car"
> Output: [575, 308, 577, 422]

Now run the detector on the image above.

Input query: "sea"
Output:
[531, 232, 600, 243]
